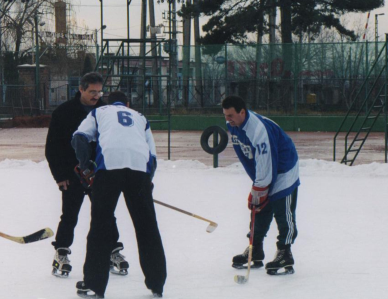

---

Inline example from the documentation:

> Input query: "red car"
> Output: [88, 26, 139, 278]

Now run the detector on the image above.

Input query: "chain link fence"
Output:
[0, 41, 386, 117]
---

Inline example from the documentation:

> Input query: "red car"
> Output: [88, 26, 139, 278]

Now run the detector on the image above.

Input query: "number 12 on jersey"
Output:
[257, 142, 268, 155]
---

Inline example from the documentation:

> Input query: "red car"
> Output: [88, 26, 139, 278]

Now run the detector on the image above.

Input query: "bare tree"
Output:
[1, 0, 55, 65]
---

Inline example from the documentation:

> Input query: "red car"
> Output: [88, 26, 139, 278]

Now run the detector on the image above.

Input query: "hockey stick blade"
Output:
[206, 222, 218, 233]
[0, 227, 54, 244]
[154, 199, 218, 233]
[234, 274, 249, 284]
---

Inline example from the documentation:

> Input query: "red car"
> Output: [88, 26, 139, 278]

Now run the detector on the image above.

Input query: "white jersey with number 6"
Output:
[74, 102, 156, 174]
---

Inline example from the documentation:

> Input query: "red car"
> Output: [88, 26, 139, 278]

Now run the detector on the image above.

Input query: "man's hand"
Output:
[248, 185, 269, 212]
[57, 180, 70, 191]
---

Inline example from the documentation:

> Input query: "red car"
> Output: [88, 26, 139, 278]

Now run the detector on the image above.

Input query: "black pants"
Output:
[52, 174, 120, 250]
[252, 187, 298, 249]
[83, 169, 166, 296]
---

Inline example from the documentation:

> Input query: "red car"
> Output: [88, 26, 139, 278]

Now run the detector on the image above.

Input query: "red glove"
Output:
[248, 186, 269, 213]
[74, 161, 96, 189]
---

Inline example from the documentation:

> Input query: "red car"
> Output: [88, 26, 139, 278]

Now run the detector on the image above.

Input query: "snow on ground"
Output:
[0, 158, 388, 299]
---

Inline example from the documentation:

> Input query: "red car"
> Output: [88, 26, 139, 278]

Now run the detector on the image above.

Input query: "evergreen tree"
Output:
[290, 0, 382, 42]
[180, 0, 384, 44]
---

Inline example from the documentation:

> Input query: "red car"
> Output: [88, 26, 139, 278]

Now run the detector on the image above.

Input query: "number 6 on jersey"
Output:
[117, 111, 133, 127]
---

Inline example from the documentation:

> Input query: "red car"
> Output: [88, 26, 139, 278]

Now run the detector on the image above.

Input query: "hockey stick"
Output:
[153, 199, 218, 233]
[0, 227, 54, 244]
[234, 208, 256, 284]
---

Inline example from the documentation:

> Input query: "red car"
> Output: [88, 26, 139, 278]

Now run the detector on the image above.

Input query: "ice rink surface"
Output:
[0, 128, 387, 299]
[0, 128, 386, 166]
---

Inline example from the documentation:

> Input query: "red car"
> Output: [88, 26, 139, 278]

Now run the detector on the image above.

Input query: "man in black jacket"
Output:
[46, 72, 129, 278]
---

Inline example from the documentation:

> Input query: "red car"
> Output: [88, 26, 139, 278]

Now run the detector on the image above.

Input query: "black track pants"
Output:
[52, 175, 120, 250]
[83, 169, 167, 296]
[252, 188, 298, 249]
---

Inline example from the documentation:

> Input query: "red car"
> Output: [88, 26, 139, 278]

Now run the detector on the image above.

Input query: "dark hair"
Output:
[107, 91, 128, 105]
[221, 95, 247, 113]
[79, 72, 104, 91]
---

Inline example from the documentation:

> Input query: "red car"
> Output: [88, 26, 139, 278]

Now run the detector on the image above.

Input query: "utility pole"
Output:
[95, 29, 99, 62]
[148, 0, 160, 108]
[193, 0, 203, 107]
[0, 0, 9, 104]
[168, 0, 178, 106]
[375, 13, 384, 42]
[158, 0, 178, 106]
[139, 0, 147, 111]
[0, 14, 4, 103]
[375, 13, 385, 60]
[127, 0, 131, 40]
[99, 0, 104, 67]
[159, 0, 178, 159]
[182, 0, 191, 107]
[375, 13, 385, 79]
[34, 12, 40, 106]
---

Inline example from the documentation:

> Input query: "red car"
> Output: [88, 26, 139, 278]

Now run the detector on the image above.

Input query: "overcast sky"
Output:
[71, 0, 388, 44]
[72, 0, 185, 44]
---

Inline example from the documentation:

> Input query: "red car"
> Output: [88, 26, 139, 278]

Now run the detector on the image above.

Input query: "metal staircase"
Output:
[333, 39, 388, 165]
[95, 37, 173, 159]
[95, 38, 169, 112]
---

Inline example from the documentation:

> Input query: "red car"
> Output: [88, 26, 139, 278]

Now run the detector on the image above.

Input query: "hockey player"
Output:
[222, 95, 300, 275]
[71, 92, 166, 298]
[45, 72, 129, 277]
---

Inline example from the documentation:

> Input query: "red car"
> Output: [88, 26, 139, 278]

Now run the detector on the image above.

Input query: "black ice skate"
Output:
[110, 243, 129, 275]
[147, 286, 163, 298]
[152, 291, 163, 298]
[265, 247, 295, 275]
[52, 247, 72, 278]
[76, 281, 104, 298]
[232, 243, 264, 269]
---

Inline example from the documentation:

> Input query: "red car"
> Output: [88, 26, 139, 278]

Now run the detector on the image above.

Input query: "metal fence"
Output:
[0, 84, 41, 116]
[178, 41, 387, 115]
[0, 41, 386, 116]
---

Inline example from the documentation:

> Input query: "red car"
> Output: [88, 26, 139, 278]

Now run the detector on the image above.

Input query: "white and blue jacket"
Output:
[73, 102, 156, 175]
[227, 110, 300, 201]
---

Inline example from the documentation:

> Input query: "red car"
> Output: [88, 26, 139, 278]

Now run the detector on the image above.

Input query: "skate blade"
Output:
[77, 290, 104, 298]
[109, 266, 128, 276]
[234, 274, 248, 284]
[232, 261, 264, 269]
[266, 266, 295, 276]
[52, 268, 70, 278]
